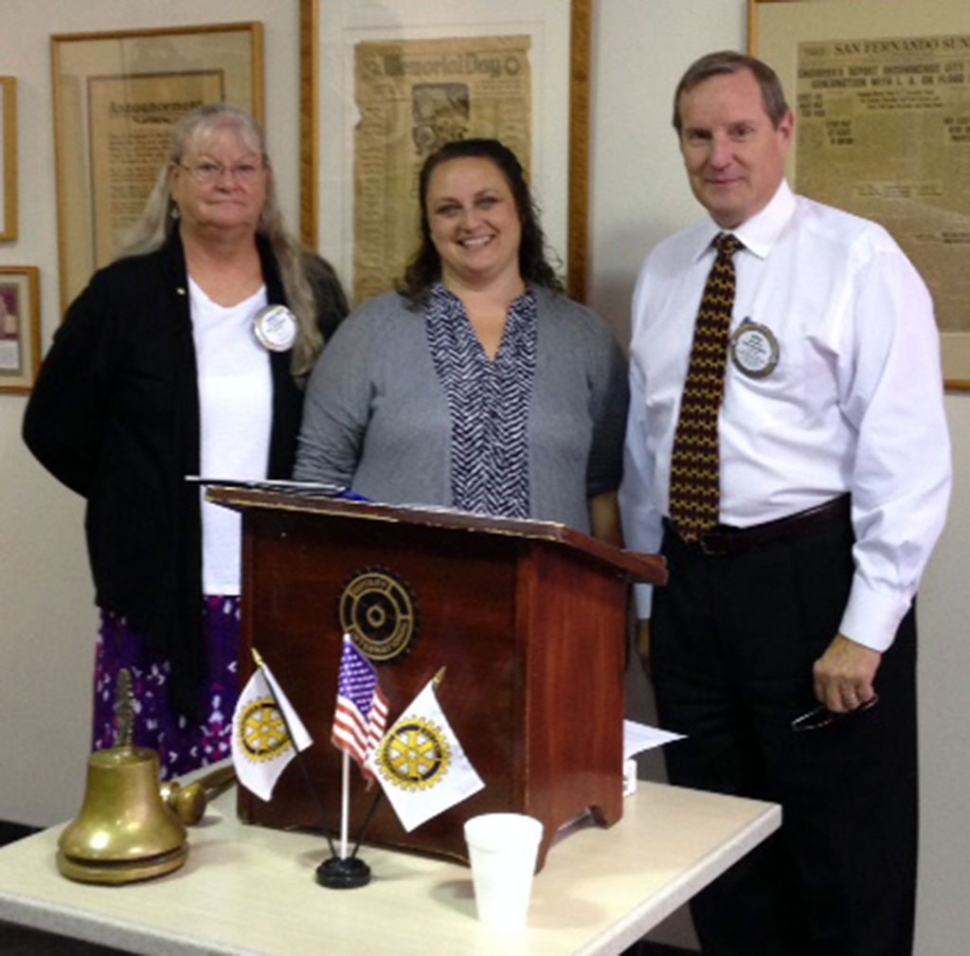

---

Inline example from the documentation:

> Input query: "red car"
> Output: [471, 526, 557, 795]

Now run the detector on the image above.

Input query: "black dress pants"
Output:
[651, 516, 917, 956]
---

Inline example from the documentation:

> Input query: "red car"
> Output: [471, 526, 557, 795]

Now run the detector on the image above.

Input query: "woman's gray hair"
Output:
[122, 104, 322, 379]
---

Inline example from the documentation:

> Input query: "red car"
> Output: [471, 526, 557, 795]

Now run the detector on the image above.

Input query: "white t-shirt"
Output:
[190, 278, 272, 595]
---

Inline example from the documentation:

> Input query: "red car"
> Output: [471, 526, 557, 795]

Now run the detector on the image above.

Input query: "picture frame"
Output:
[300, 0, 591, 303]
[0, 77, 17, 242]
[750, 0, 970, 390]
[51, 22, 265, 313]
[0, 267, 41, 395]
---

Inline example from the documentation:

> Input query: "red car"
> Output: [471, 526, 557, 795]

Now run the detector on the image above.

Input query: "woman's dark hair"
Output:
[400, 138, 563, 304]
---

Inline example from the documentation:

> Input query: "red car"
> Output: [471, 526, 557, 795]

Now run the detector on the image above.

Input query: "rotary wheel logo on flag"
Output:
[376, 717, 452, 791]
[238, 697, 292, 763]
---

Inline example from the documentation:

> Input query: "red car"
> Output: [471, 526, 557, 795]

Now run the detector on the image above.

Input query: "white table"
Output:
[0, 783, 779, 956]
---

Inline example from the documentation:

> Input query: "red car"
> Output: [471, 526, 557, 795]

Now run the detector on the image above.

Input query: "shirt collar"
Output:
[691, 179, 797, 263]
[430, 280, 536, 311]
[734, 180, 796, 259]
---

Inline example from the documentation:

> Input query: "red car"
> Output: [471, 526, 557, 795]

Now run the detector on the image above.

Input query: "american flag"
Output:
[331, 636, 389, 781]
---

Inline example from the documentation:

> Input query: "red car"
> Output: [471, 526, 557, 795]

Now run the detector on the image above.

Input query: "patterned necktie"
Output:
[668, 232, 742, 542]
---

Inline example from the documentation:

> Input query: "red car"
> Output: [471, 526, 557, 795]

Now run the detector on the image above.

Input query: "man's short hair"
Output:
[672, 51, 790, 133]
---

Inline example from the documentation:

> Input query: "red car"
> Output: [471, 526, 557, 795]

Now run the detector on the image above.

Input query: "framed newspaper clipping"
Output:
[300, 0, 591, 304]
[0, 78, 16, 242]
[51, 22, 264, 313]
[0, 267, 40, 395]
[751, 0, 970, 389]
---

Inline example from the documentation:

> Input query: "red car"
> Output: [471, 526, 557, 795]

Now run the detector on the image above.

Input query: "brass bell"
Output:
[56, 669, 188, 884]
[56, 745, 188, 884]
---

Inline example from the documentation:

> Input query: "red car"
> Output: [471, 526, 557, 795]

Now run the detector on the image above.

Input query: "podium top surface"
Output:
[206, 484, 667, 586]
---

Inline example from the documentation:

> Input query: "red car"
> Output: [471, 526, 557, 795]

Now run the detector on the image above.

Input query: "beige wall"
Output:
[0, 2, 966, 953]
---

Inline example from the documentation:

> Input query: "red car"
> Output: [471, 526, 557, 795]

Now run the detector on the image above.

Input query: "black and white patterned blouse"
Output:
[426, 282, 538, 519]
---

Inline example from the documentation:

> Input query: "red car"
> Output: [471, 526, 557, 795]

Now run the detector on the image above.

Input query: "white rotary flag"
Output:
[231, 662, 313, 802]
[369, 677, 484, 832]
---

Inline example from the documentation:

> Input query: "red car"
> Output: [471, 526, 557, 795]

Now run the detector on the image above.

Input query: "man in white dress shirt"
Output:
[620, 51, 951, 956]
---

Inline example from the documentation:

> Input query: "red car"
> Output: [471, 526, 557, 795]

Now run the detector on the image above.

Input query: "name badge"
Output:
[730, 320, 779, 379]
[253, 305, 298, 352]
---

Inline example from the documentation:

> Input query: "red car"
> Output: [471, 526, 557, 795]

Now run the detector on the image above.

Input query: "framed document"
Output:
[0, 78, 16, 242]
[300, 0, 591, 303]
[0, 267, 40, 395]
[750, 0, 970, 389]
[51, 22, 264, 312]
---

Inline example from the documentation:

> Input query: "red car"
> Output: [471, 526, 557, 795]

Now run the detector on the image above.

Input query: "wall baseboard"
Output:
[0, 820, 39, 846]
[639, 945, 699, 956]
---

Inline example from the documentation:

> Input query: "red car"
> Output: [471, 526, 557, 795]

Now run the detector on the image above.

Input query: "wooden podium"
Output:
[209, 487, 667, 868]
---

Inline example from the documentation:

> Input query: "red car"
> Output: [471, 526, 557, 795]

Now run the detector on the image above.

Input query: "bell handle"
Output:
[160, 764, 236, 825]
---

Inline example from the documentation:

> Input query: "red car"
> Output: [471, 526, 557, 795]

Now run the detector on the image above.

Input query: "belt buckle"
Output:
[697, 529, 728, 556]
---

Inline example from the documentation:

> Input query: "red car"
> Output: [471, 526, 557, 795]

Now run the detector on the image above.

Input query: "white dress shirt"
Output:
[620, 180, 951, 652]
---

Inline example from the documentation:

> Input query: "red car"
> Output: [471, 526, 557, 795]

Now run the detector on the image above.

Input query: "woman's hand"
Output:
[589, 491, 623, 546]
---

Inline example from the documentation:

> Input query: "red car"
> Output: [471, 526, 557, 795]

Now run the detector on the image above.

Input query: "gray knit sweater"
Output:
[294, 287, 628, 534]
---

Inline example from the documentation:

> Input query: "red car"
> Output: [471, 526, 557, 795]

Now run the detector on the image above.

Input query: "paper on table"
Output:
[624, 719, 685, 761]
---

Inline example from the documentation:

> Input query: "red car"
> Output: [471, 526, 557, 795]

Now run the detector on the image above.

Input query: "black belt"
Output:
[664, 495, 851, 557]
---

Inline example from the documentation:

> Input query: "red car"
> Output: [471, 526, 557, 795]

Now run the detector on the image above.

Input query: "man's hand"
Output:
[812, 633, 882, 713]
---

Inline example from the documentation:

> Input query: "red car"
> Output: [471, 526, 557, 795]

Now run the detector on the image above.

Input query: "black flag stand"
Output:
[316, 786, 384, 887]
[315, 751, 372, 889]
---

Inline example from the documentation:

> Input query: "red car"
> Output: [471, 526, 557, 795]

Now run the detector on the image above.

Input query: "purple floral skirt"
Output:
[92, 596, 241, 780]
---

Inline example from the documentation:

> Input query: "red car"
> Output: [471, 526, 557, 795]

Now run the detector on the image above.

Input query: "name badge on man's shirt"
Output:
[730, 319, 780, 379]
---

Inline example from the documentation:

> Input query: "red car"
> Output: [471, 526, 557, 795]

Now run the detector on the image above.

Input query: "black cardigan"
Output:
[23, 230, 348, 714]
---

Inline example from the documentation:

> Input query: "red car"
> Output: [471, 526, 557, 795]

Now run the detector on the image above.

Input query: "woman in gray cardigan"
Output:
[295, 139, 627, 541]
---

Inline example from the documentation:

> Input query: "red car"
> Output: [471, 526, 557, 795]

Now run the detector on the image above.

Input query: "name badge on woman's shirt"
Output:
[253, 305, 298, 352]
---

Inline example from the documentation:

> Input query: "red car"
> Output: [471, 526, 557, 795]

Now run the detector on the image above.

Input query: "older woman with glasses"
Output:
[23, 104, 348, 777]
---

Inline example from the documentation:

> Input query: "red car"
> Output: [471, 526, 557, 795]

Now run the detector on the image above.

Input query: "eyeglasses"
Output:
[791, 693, 879, 733]
[178, 160, 264, 185]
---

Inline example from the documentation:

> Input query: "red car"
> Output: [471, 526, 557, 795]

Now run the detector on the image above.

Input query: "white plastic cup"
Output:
[464, 813, 544, 930]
